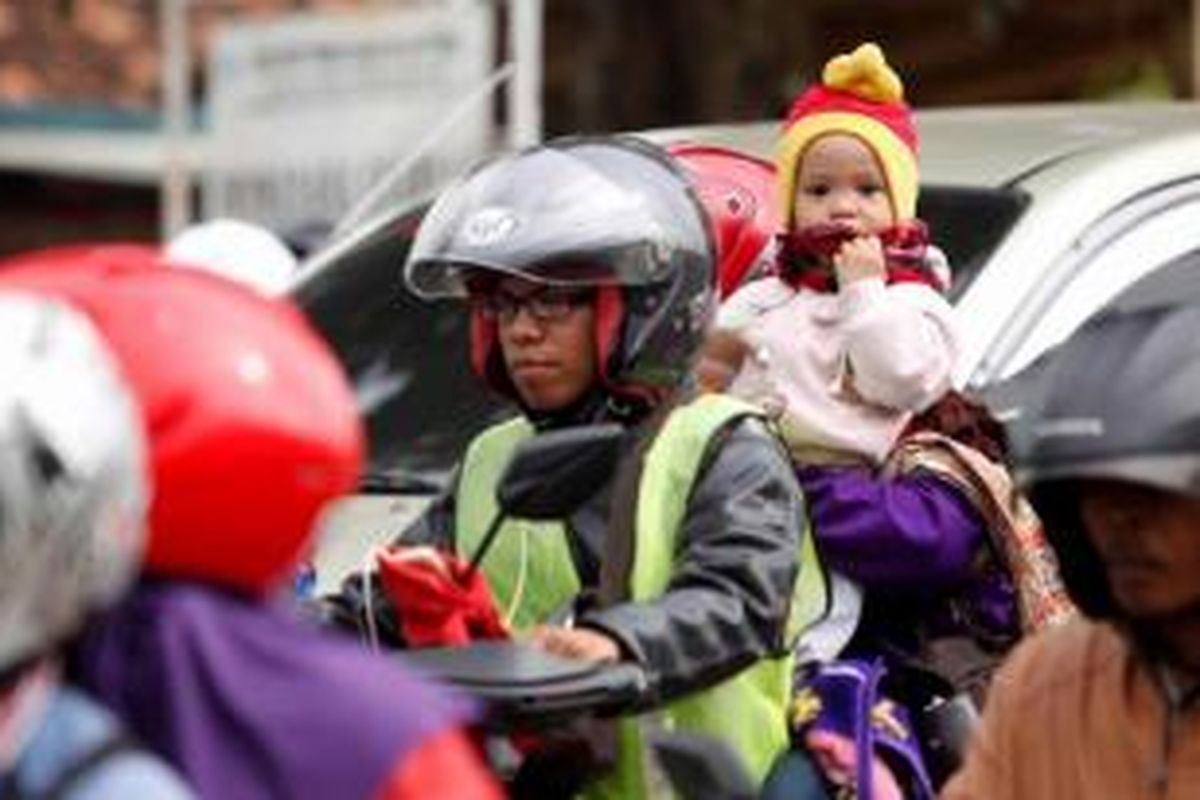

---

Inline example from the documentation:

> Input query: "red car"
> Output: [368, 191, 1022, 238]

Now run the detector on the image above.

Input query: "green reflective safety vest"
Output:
[456, 394, 826, 798]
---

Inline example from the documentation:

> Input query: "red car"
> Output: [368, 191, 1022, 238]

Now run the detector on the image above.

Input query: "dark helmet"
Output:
[404, 135, 715, 405]
[1024, 302, 1200, 618]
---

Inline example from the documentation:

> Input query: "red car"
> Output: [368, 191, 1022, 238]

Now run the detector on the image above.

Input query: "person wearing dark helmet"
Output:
[943, 302, 1200, 799]
[0, 246, 502, 800]
[343, 135, 827, 798]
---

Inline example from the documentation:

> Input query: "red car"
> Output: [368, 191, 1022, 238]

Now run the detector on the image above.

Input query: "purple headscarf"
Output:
[71, 581, 475, 800]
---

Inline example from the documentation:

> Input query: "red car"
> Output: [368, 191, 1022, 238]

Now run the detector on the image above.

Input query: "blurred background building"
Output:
[0, 0, 1191, 256]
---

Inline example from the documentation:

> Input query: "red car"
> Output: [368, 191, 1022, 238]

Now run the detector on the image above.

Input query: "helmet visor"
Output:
[1027, 452, 1200, 498]
[405, 138, 710, 297]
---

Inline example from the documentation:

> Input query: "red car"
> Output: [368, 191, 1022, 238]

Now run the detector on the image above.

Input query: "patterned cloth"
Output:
[883, 432, 1077, 633]
[790, 659, 934, 800]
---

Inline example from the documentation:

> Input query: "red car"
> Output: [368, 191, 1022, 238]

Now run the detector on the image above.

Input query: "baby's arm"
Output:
[840, 280, 961, 411]
[698, 277, 792, 392]
[696, 329, 750, 392]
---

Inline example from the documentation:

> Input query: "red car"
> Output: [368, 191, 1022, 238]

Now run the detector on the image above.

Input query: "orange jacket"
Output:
[943, 619, 1200, 800]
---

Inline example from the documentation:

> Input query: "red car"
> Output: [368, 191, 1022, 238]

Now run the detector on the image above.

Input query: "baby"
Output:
[701, 42, 960, 469]
[702, 43, 963, 800]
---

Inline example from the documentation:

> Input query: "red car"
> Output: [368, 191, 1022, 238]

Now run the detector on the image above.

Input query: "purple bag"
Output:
[790, 659, 935, 800]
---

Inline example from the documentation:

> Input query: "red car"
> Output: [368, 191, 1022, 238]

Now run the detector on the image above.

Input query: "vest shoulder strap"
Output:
[629, 393, 766, 600]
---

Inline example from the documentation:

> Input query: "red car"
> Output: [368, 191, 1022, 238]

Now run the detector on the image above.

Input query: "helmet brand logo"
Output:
[1034, 417, 1104, 439]
[462, 207, 520, 247]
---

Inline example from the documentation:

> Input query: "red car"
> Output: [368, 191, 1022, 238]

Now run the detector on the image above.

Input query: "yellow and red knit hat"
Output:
[777, 43, 918, 228]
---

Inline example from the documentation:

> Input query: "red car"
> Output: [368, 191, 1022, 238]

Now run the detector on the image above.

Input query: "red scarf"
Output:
[777, 221, 940, 293]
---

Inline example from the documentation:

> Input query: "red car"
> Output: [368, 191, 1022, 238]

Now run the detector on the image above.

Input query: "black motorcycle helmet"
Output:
[1024, 302, 1200, 619]
[404, 135, 715, 408]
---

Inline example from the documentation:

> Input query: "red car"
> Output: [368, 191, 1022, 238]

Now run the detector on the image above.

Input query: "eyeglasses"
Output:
[470, 287, 594, 324]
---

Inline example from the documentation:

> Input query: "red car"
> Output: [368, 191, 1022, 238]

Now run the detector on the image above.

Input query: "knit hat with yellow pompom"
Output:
[777, 43, 918, 227]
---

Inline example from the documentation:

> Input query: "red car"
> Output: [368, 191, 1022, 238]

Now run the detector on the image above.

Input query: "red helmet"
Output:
[668, 143, 778, 298]
[0, 245, 363, 595]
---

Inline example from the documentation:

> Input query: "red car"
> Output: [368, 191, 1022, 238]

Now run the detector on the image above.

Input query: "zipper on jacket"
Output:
[1151, 662, 1200, 795]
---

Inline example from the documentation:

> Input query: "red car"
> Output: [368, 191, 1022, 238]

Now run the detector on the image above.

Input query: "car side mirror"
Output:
[467, 423, 624, 571]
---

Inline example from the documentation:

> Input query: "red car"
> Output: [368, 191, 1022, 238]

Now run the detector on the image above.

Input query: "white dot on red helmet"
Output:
[236, 352, 271, 386]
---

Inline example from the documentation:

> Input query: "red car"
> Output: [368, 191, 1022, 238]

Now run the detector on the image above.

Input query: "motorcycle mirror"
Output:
[467, 424, 624, 572]
[497, 423, 624, 519]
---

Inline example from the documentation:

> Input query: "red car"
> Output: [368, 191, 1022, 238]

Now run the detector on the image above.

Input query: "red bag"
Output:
[376, 546, 509, 647]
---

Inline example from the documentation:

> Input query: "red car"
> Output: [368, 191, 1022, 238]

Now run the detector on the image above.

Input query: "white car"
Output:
[295, 102, 1200, 587]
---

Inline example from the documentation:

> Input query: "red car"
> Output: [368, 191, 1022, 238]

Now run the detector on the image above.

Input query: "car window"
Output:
[292, 205, 510, 483]
[1100, 249, 1200, 314]
[918, 185, 1029, 299]
[995, 188, 1200, 381]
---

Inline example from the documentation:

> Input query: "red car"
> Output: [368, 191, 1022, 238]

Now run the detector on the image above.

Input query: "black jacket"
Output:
[332, 413, 807, 706]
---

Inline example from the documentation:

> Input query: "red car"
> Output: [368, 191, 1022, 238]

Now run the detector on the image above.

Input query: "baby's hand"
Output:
[833, 235, 886, 287]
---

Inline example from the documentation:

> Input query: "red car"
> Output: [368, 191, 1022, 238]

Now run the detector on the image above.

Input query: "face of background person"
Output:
[1078, 479, 1200, 620]
[489, 274, 598, 412]
[791, 133, 895, 235]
